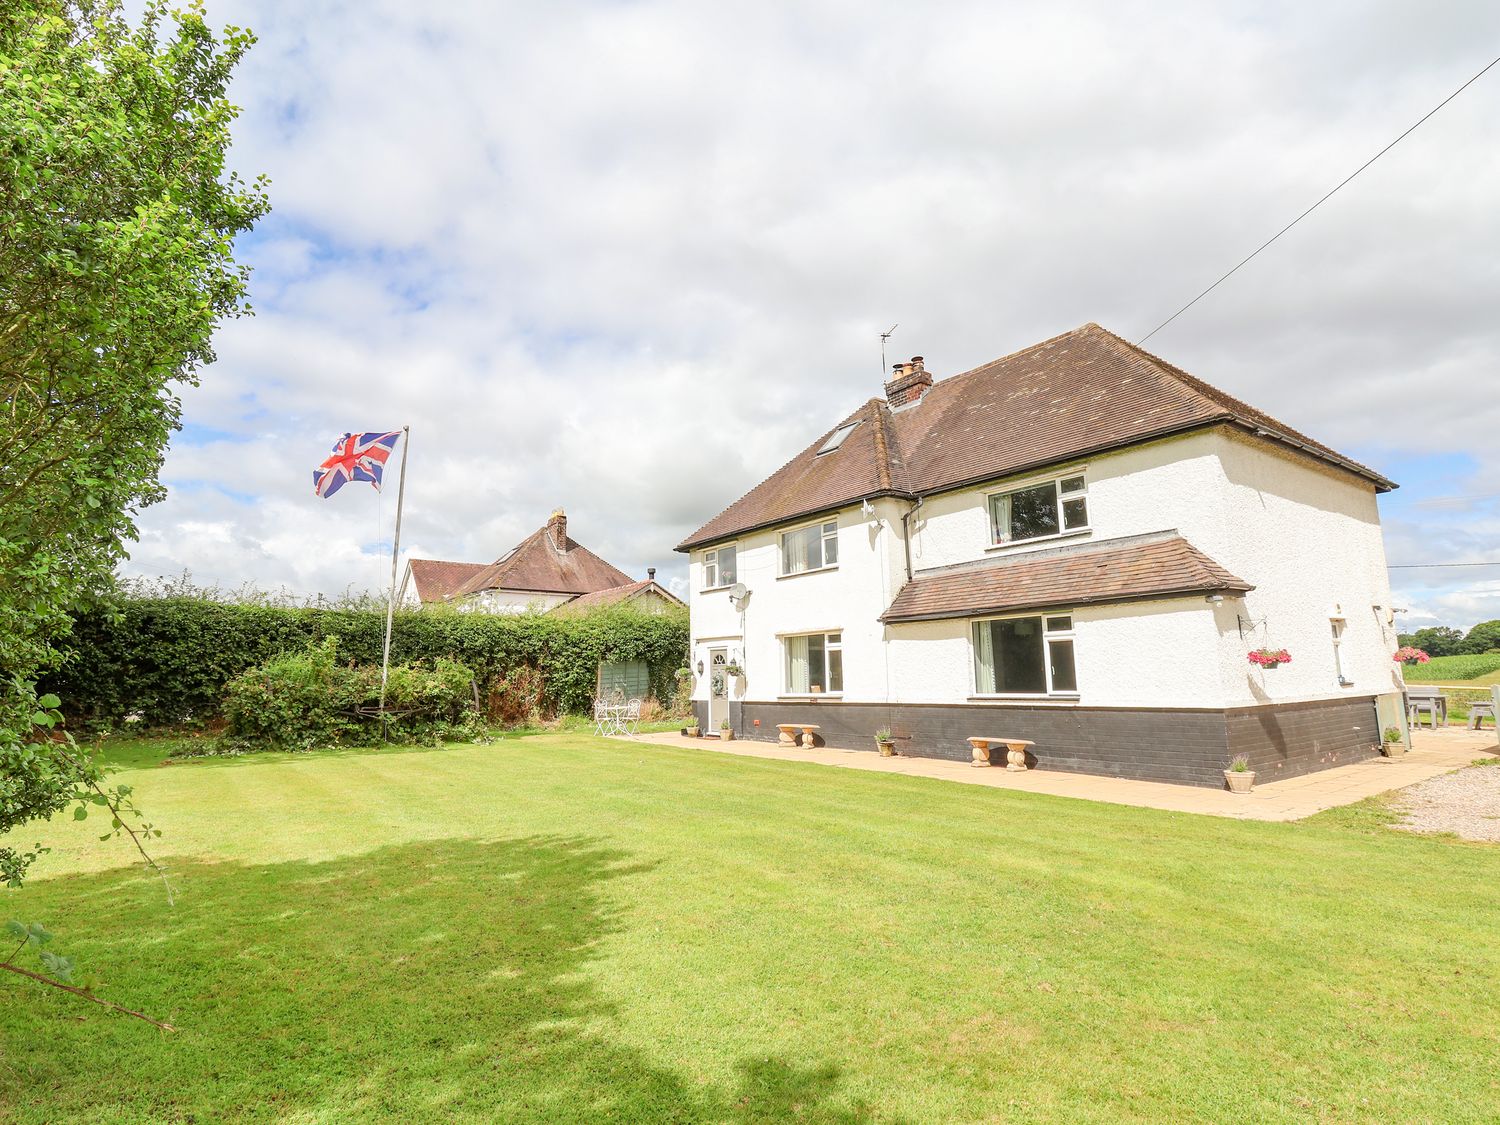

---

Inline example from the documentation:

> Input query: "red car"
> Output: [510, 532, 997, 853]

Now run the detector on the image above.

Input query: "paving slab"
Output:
[621, 727, 1498, 822]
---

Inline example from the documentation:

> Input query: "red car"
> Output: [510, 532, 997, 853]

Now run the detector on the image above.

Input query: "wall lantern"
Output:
[696, 660, 705, 674]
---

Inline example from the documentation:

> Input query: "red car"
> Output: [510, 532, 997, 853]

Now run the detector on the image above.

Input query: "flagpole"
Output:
[379, 426, 410, 726]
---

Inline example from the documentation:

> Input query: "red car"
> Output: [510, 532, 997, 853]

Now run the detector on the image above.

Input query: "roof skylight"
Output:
[816, 421, 860, 455]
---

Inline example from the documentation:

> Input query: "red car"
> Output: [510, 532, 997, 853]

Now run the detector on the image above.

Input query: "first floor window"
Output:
[973, 613, 1077, 695]
[703, 545, 736, 589]
[989, 474, 1089, 545]
[781, 520, 839, 575]
[785, 632, 843, 694]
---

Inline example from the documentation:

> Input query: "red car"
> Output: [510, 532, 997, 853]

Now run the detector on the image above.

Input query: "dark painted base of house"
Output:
[695, 696, 1380, 789]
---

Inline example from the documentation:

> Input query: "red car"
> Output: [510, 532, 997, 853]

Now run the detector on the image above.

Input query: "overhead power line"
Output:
[1138, 53, 1500, 345]
[1388, 562, 1500, 569]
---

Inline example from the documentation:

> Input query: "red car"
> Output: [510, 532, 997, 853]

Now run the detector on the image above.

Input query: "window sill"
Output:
[968, 694, 1080, 704]
[985, 528, 1091, 553]
[700, 585, 737, 594]
[776, 565, 839, 581]
[778, 694, 843, 701]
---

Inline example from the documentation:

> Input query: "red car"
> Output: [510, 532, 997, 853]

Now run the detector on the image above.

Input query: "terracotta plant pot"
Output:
[719, 729, 734, 741]
[1383, 741, 1406, 757]
[876, 740, 896, 757]
[1224, 769, 1255, 793]
[685, 726, 700, 738]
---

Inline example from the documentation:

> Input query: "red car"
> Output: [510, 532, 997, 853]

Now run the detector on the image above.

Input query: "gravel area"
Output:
[1392, 762, 1500, 842]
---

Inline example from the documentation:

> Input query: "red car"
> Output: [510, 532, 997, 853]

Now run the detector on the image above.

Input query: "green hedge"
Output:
[46, 597, 689, 726]
[221, 638, 485, 750]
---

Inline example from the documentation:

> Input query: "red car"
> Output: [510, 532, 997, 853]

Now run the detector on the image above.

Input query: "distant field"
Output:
[1402, 653, 1500, 685]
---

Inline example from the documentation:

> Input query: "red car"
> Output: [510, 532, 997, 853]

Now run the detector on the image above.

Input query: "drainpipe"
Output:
[899, 495, 924, 582]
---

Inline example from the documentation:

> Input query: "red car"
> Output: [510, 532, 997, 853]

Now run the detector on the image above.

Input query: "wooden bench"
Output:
[968, 736, 1034, 771]
[776, 723, 820, 748]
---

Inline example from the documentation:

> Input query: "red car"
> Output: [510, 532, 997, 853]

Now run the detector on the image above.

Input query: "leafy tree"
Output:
[1461, 620, 1500, 656]
[1398, 626, 1467, 658]
[1, 0, 265, 1016]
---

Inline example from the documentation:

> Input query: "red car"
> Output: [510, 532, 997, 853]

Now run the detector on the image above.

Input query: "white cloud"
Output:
[123, 0, 1500, 616]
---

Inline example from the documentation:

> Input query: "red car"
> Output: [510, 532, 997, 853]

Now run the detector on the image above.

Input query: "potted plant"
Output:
[719, 719, 734, 741]
[684, 719, 700, 738]
[1247, 648, 1292, 670]
[874, 727, 897, 757]
[1382, 726, 1406, 756]
[1224, 754, 1255, 793]
[1392, 647, 1430, 667]
[724, 661, 743, 678]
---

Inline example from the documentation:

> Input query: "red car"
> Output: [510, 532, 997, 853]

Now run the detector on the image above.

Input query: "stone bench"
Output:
[777, 723, 820, 748]
[967, 736, 1034, 771]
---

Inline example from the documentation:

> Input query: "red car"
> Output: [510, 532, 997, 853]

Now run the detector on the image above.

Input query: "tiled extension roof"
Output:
[677, 323, 1394, 551]
[551, 580, 686, 614]
[454, 526, 634, 598]
[878, 532, 1254, 624]
[406, 559, 487, 604]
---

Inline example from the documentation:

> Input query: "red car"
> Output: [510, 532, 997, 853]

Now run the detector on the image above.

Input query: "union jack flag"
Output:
[313, 431, 402, 498]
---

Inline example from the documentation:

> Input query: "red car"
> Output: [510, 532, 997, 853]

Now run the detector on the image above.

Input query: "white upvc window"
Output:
[780, 519, 839, 576]
[702, 545, 737, 590]
[784, 631, 843, 695]
[988, 473, 1089, 547]
[1331, 617, 1351, 686]
[972, 612, 1078, 697]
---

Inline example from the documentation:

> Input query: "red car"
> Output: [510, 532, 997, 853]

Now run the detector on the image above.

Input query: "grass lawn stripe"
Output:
[2, 732, 1497, 1123]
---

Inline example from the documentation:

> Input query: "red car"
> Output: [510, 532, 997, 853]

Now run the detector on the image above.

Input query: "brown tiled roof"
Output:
[677, 323, 1394, 551]
[879, 532, 1254, 623]
[406, 559, 487, 604]
[454, 524, 635, 598]
[551, 580, 686, 614]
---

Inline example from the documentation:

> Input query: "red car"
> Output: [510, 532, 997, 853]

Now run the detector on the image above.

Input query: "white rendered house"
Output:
[676, 324, 1405, 787]
[400, 510, 682, 615]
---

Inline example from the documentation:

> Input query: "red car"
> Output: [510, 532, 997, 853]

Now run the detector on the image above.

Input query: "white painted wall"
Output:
[462, 589, 573, 614]
[686, 425, 1399, 711]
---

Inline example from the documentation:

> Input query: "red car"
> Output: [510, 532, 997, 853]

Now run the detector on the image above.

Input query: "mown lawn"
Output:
[3, 733, 1498, 1123]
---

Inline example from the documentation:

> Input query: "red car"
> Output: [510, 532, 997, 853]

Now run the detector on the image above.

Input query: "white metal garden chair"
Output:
[623, 698, 642, 736]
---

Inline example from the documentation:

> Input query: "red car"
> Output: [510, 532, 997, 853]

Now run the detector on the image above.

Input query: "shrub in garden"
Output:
[48, 595, 688, 728]
[219, 638, 484, 752]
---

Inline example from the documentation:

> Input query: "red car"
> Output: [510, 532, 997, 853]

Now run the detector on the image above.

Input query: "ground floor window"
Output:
[784, 632, 843, 694]
[972, 613, 1077, 696]
[1331, 617, 1351, 685]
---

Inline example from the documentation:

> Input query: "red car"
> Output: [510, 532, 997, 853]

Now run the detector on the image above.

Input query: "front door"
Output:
[708, 648, 729, 732]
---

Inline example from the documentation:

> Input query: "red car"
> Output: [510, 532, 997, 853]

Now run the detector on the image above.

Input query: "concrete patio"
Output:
[624, 727, 1499, 822]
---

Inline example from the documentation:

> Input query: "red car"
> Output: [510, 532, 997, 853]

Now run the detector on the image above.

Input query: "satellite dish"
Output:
[729, 582, 749, 603]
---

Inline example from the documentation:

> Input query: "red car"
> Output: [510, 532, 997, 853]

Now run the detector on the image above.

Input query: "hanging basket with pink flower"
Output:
[1247, 648, 1292, 670]
[1392, 646, 1430, 666]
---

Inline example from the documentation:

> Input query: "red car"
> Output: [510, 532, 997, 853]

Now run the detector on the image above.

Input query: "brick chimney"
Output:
[547, 509, 567, 552]
[884, 356, 932, 408]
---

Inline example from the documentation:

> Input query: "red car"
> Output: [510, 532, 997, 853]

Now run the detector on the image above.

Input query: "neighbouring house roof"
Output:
[551, 580, 686, 614]
[404, 559, 488, 604]
[677, 323, 1395, 551]
[878, 531, 1254, 624]
[453, 524, 635, 599]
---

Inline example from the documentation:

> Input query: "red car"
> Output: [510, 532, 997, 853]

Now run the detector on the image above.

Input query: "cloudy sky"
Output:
[126, 0, 1500, 628]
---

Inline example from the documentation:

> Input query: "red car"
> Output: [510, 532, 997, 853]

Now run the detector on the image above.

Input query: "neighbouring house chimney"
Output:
[647, 567, 656, 582]
[547, 508, 567, 552]
[884, 355, 932, 408]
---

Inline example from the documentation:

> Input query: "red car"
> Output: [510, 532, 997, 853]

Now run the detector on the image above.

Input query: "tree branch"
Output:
[49, 740, 174, 906]
[0, 960, 177, 1031]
